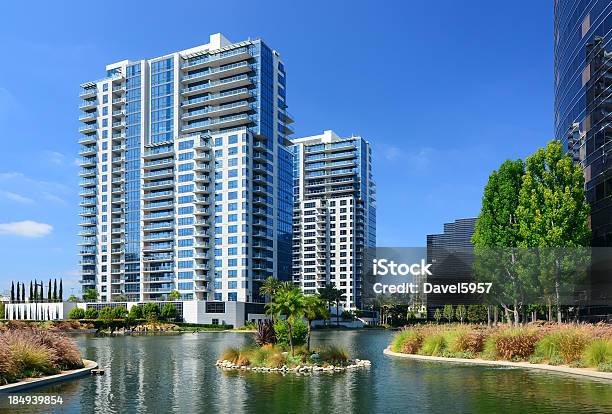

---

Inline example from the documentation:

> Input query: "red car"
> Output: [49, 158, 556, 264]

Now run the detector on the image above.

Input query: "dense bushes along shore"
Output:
[0, 325, 84, 385]
[390, 323, 612, 372]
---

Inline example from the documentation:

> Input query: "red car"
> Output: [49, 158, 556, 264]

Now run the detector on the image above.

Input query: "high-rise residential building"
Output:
[554, 1, 612, 245]
[426, 217, 476, 316]
[290, 130, 376, 309]
[78, 33, 294, 304]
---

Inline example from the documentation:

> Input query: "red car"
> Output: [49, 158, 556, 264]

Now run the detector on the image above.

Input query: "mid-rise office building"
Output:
[555, 0, 612, 245]
[426, 217, 476, 316]
[291, 130, 376, 309]
[78, 33, 293, 303]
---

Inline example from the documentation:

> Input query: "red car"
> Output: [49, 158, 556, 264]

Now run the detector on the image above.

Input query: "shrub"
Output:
[143, 303, 160, 321]
[129, 305, 143, 319]
[266, 352, 286, 368]
[391, 328, 422, 353]
[84, 308, 98, 319]
[490, 328, 540, 360]
[598, 362, 612, 372]
[36, 330, 83, 370]
[419, 333, 447, 356]
[254, 320, 277, 346]
[112, 306, 128, 319]
[3, 330, 57, 378]
[317, 345, 349, 364]
[535, 328, 588, 364]
[449, 329, 487, 354]
[99, 307, 114, 322]
[160, 304, 177, 321]
[236, 353, 250, 367]
[583, 339, 612, 367]
[273, 319, 307, 347]
[220, 348, 240, 364]
[68, 308, 85, 320]
[529, 356, 544, 364]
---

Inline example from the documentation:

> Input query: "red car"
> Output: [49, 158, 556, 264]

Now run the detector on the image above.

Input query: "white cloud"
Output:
[0, 190, 34, 204]
[42, 192, 67, 204]
[44, 151, 66, 165]
[0, 220, 53, 238]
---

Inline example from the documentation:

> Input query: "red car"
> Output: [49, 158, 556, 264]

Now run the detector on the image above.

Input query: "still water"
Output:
[3, 330, 612, 413]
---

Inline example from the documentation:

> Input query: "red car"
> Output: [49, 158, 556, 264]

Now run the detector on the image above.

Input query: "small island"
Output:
[217, 279, 371, 374]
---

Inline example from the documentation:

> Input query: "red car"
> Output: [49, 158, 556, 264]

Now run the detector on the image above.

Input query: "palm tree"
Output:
[259, 277, 282, 302]
[330, 289, 345, 327]
[302, 295, 329, 352]
[318, 284, 336, 325]
[265, 289, 305, 356]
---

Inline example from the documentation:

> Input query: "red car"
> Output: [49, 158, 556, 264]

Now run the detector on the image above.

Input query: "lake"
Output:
[3, 330, 612, 413]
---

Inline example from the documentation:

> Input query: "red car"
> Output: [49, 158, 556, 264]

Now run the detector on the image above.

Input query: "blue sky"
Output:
[0, 1, 552, 297]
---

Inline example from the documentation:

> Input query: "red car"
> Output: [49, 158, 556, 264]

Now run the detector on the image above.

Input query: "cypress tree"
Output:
[16, 282, 20, 302]
[53, 279, 57, 301]
[10, 282, 14, 302]
[59, 279, 63, 301]
[29, 281, 33, 301]
[21, 283, 25, 303]
[47, 280, 52, 301]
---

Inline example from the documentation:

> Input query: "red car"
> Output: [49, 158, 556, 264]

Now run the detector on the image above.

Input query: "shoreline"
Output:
[383, 347, 612, 382]
[0, 359, 98, 392]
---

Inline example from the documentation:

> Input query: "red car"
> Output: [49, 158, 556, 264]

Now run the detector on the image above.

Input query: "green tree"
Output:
[455, 305, 467, 324]
[47, 279, 52, 302]
[442, 304, 454, 323]
[467, 304, 480, 324]
[259, 277, 282, 301]
[168, 290, 181, 301]
[59, 279, 63, 301]
[318, 284, 337, 325]
[68, 307, 85, 320]
[143, 303, 160, 322]
[273, 318, 308, 347]
[0, 301, 4, 319]
[161, 303, 178, 321]
[53, 279, 57, 301]
[84, 307, 98, 319]
[517, 140, 591, 324]
[67, 295, 79, 303]
[83, 288, 99, 302]
[302, 295, 329, 351]
[112, 306, 128, 319]
[129, 304, 143, 319]
[473, 159, 527, 325]
[29, 282, 33, 302]
[99, 306, 114, 324]
[10, 282, 14, 303]
[266, 288, 305, 356]
[433, 308, 442, 324]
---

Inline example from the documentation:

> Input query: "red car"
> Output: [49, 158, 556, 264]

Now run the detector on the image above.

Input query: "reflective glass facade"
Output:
[555, 0, 612, 244]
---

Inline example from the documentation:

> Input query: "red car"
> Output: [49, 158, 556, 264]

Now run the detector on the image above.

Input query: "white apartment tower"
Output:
[79, 33, 294, 303]
[291, 130, 376, 309]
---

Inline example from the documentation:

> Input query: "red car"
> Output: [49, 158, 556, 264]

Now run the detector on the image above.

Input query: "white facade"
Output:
[291, 130, 376, 309]
[79, 33, 294, 304]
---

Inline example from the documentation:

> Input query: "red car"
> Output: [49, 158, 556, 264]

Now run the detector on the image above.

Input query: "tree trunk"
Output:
[288, 323, 294, 357]
[336, 301, 340, 327]
[513, 300, 519, 326]
[487, 305, 492, 328]
[555, 259, 562, 324]
[494, 306, 498, 326]
[547, 299, 552, 322]
[307, 321, 312, 352]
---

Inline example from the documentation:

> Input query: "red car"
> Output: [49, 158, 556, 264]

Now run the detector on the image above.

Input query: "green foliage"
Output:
[67, 295, 79, 303]
[129, 305, 143, 319]
[317, 345, 349, 364]
[419, 333, 447, 356]
[583, 339, 612, 367]
[535, 328, 588, 364]
[143, 303, 160, 321]
[433, 308, 442, 323]
[455, 305, 466, 323]
[391, 329, 423, 354]
[259, 277, 283, 301]
[112, 306, 128, 319]
[168, 290, 181, 301]
[442, 305, 454, 323]
[0, 302, 5, 319]
[161, 303, 177, 321]
[273, 318, 307, 347]
[99, 307, 114, 322]
[598, 362, 612, 372]
[266, 288, 306, 356]
[84, 307, 98, 319]
[82, 288, 99, 302]
[68, 307, 85, 320]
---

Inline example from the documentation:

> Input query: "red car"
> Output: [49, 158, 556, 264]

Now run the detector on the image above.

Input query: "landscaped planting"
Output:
[389, 323, 612, 371]
[0, 326, 84, 385]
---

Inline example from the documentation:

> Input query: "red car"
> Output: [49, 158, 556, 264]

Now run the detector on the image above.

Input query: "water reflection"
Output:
[3, 330, 611, 414]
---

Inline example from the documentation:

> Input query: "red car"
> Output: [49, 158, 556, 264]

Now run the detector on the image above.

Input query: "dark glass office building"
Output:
[555, 0, 612, 245]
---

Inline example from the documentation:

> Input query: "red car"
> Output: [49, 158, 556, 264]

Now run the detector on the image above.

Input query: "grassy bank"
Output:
[0, 326, 84, 385]
[390, 323, 612, 372]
